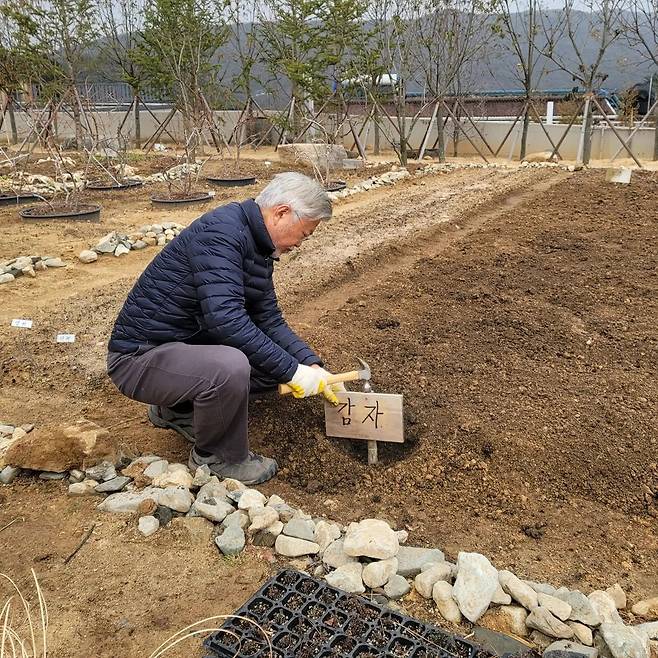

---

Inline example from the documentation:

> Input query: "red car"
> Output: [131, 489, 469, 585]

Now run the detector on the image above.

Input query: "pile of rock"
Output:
[81, 223, 185, 262]
[141, 162, 202, 184]
[0, 256, 66, 284]
[4, 171, 84, 195]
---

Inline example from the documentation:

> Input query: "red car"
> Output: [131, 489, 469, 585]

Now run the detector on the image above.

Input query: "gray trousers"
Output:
[107, 343, 277, 463]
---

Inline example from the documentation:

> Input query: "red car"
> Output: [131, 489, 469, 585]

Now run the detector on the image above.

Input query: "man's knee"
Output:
[205, 347, 251, 391]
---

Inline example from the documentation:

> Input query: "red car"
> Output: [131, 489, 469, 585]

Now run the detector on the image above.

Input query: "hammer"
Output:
[278, 357, 371, 395]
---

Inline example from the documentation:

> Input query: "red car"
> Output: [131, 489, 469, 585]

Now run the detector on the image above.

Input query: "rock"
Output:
[253, 521, 284, 548]
[193, 498, 234, 523]
[396, 546, 445, 577]
[500, 570, 539, 610]
[396, 530, 408, 544]
[414, 562, 452, 599]
[433, 581, 462, 624]
[96, 232, 119, 253]
[21, 266, 35, 278]
[11, 427, 27, 442]
[599, 622, 650, 658]
[268, 502, 296, 523]
[568, 622, 594, 646]
[589, 591, 624, 625]
[197, 477, 230, 504]
[323, 537, 358, 568]
[43, 257, 65, 268]
[527, 581, 558, 596]
[78, 250, 98, 263]
[526, 608, 575, 640]
[215, 526, 245, 556]
[363, 558, 398, 589]
[632, 598, 658, 620]
[152, 469, 193, 489]
[158, 487, 194, 513]
[192, 465, 212, 487]
[143, 460, 168, 478]
[0, 425, 15, 436]
[492, 585, 513, 605]
[222, 510, 249, 530]
[237, 489, 267, 510]
[153, 505, 173, 526]
[0, 465, 21, 484]
[39, 471, 66, 480]
[274, 535, 320, 557]
[538, 592, 572, 621]
[69, 469, 85, 483]
[480, 605, 529, 637]
[314, 520, 341, 552]
[138, 516, 159, 537]
[637, 623, 658, 640]
[249, 506, 279, 532]
[94, 476, 130, 493]
[137, 498, 158, 516]
[132, 240, 147, 250]
[0, 273, 15, 284]
[543, 640, 599, 657]
[114, 244, 130, 257]
[452, 552, 499, 623]
[4, 418, 115, 472]
[532, 631, 557, 652]
[86, 461, 116, 482]
[324, 562, 365, 594]
[343, 518, 399, 560]
[555, 589, 602, 626]
[98, 487, 162, 513]
[607, 585, 627, 610]
[282, 518, 315, 542]
[68, 479, 100, 495]
[385, 574, 411, 600]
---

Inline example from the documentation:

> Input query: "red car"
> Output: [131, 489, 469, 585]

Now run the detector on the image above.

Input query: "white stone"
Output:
[138, 516, 159, 537]
[544, 640, 598, 657]
[363, 558, 398, 589]
[222, 510, 249, 530]
[480, 605, 529, 637]
[323, 537, 358, 569]
[248, 506, 279, 532]
[491, 585, 513, 605]
[325, 563, 365, 594]
[283, 518, 315, 542]
[599, 622, 650, 658]
[636, 622, 658, 640]
[414, 562, 452, 599]
[114, 244, 130, 257]
[274, 535, 320, 557]
[192, 465, 212, 487]
[526, 580, 558, 596]
[69, 469, 85, 482]
[68, 479, 99, 496]
[432, 581, 462, 624]
[396, 546, 446, 577]
[197, 477, 230, 504]
[97, 487, 162, 513]
[607, 584, 627, 610]
[0, 465, 21, 484]
[253, 520, 284, 547]
[385, 574, 411, 600]
[396, 530, 408, 544]
[215, 526, 245, 556]
[500, 570, 539, 610]
[43, 257, 65, 267]
[526, 608, 575, 639]
[78, 250, 98, 263]
[632, 598, 658, 619]
[452, 552, 499, 623]
[0, 273, 15, 284]
[314, 520, 341, 552]
[193, 498, 234, 523]
[343, 518, 399, 560]
[567, 622, 594, 646]
[237, 488, 267, 510]
[158, 487, 194, 513]
[589, 591, 624, 625]
[538, 592, 572, 621]
[152, 469, 193, 489]
[555, 588, 602, 626]
[144, 460, 168, 478]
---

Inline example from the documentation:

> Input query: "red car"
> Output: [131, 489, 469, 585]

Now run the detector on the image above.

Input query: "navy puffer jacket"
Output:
[108, 199, 321, 382]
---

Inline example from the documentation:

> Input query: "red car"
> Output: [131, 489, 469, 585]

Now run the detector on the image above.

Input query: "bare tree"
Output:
[539, 0, 626, 164]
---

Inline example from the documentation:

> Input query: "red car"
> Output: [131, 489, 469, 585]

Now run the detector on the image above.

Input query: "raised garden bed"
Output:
[150, 192, 214, 208]
[204, 569, 495, 658]
[206, 175, 257, 187]
[86, 179, 143, 191]
[19, 203, 101, 222]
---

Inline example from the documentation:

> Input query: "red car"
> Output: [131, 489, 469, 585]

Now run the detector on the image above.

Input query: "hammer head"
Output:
[357, 357, 371, 381]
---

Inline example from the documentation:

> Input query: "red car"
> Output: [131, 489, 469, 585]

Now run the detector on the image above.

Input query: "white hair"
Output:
[255, 172, 332, 221]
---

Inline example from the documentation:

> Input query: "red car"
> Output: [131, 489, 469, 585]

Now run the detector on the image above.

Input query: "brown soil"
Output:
[1, 159, 657, 656]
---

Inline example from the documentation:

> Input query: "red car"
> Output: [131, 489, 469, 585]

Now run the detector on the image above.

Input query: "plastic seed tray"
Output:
[204, 569, 495, 658]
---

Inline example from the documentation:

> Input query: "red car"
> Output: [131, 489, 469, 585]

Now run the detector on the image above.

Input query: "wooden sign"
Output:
[325, 391, 404, 443]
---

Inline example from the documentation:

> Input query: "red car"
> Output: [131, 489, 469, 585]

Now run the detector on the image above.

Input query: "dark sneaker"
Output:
[188, 447, 278, 485]
[148, 405, 195, 443]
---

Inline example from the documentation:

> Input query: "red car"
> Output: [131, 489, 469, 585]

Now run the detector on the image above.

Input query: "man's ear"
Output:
[271, 204, 290, 225]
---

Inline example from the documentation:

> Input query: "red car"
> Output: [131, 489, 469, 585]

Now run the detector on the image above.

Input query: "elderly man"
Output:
[107, 172, 340, 485]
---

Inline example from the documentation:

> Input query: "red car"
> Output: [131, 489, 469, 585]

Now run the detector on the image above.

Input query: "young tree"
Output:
[539, 0, 626, 164]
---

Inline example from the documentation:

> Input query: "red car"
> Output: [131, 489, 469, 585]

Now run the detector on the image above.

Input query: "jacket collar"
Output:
[240, 199, 276, 257]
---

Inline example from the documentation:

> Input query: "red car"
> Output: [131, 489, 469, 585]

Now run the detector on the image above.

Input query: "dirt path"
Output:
[1, 162, 657, 656]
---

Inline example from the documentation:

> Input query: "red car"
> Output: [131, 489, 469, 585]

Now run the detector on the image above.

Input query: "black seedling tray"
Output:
[204, 569, 495, 658]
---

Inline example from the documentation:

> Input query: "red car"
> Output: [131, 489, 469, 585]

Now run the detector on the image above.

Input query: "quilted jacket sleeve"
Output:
[250, 278, 322, 367]
[189, 224, 299, 382]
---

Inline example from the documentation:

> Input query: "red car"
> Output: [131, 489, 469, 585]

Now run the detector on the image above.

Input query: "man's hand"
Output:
[312, 365, 347, 395]
[288, 364, 338, 405]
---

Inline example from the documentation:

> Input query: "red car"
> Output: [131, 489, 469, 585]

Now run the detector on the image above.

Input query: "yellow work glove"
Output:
[314, 366, 347, 396]
[287, 364, 339, 405]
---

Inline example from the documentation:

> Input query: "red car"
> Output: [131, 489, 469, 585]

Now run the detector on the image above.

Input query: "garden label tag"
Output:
[325, 391, 404, 443]
[11, 319, 33, 328]
[56, 334, 76, 343]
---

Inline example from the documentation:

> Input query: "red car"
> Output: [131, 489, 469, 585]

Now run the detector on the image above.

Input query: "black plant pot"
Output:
[86, 179, 143, 191]
[0, 193, 45, 206]
[19, 203, 101, 222]
[150, 192, 214, 208]
[206, 175, 257, 187]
